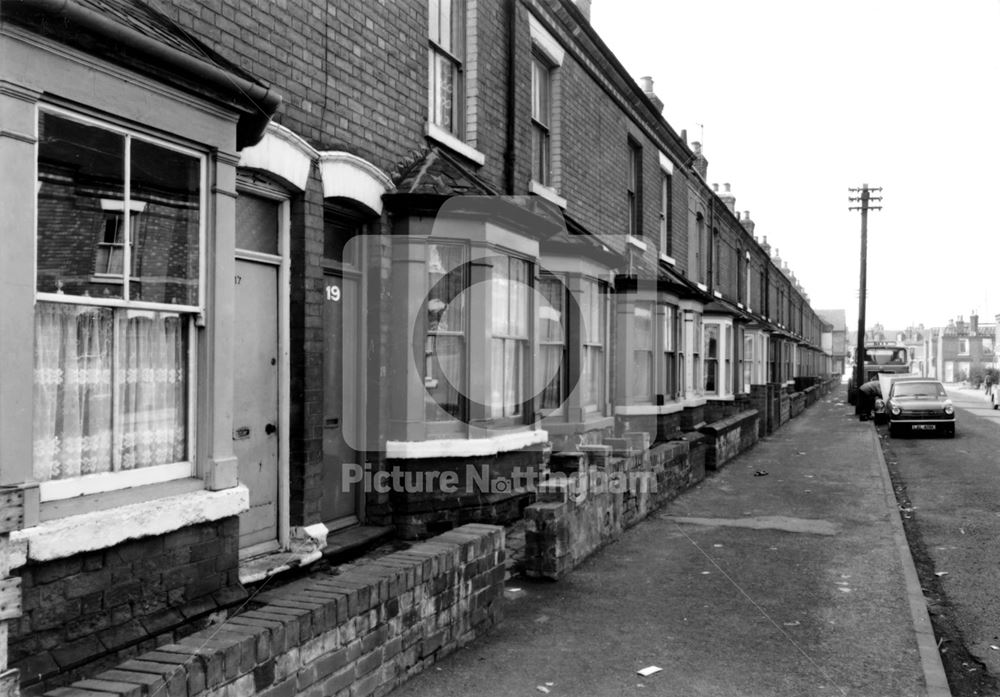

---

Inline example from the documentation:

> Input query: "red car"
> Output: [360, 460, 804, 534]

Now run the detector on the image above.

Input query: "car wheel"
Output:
[945, 425, 955, 438]
[888, 424, 899, 438]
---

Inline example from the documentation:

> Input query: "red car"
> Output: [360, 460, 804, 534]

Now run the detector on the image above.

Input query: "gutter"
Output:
[12, 0, 282, 148]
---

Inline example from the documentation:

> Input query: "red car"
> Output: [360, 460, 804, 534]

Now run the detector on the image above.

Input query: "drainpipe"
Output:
[15, 0, 282, 148]
[504, 0, 517, 194]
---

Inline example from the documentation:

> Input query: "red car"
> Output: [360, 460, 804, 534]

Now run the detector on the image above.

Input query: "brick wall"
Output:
[13, 518, 244, 696]
[42, 525, 505, 697]
[522, 439, 700, 580]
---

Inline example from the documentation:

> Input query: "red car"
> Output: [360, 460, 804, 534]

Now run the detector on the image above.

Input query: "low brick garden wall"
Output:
[42, 524, 505, 697]
[522, 439, 702, 580]
[699, 409, 760, 471]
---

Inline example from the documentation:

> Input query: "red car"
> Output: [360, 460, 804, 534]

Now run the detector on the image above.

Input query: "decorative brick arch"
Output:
[318, 151, 395, 215]
[238, 121, 318, 191]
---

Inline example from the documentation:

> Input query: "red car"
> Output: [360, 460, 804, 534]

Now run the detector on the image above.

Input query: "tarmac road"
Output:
[881, 385, 1000, 695]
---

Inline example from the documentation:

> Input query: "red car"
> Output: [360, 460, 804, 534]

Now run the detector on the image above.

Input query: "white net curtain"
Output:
[33, 302, 187, 482]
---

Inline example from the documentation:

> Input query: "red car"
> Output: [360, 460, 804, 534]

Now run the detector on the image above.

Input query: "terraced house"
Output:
[0, 0, 835, 694]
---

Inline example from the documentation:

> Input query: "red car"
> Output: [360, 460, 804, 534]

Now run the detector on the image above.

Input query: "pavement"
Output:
[390, 386, 951, 697]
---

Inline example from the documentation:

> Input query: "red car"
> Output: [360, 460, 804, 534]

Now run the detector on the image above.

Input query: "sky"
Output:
[590, 0, 1000, 332]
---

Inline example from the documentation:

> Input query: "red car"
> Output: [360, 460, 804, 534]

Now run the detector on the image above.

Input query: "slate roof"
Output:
[393, 147, 500, 196]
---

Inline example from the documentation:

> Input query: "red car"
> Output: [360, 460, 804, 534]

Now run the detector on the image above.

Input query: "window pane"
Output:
[538, 278, 564, 342]
[33, 303, 188, 481]
[491, 258, 509, 335]
[117, 310, 188, 469]
[33, 303, 114, 480]
[634, 303, 652, 350]
[540, 344, 563, 410]
[129, 139, 201, 305]
[236, 193, 279, 255]
[427, 244, 466, 333]
[510, 258, 529, 337]
[490, 338, 505, 418]
[37, 112, 125, 299]
[425, 334, 464, 421]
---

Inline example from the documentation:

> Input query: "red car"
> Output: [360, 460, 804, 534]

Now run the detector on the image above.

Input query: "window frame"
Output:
[537, 273, 567, 417]
[627, 138, 642, 238]
[489, 254, 532, 423]
[34, 105, 207, 502]
[580, 277, 608, 415]
[530, 52, 554, 187]
[659, 172, 672, 257]
[427, 0, 465, 137]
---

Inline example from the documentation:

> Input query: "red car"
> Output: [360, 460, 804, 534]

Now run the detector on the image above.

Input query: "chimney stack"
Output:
[574, 0, 592, 21]
[639, 76, 664, 113]
[690, 141, 708, 179]
[741, 210, 756, 236]
[971, 312, 979, 335]
[720, 182, 736, 212]
[760, 235, 771, 254]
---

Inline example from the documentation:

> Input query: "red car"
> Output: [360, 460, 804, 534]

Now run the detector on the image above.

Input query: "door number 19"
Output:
[325, 285, 341, 302]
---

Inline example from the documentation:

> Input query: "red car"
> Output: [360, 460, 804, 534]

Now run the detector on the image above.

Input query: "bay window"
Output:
[34, 108, 203, 498]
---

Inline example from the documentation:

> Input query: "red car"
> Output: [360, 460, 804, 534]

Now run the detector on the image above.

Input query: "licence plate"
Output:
[912, 424, 936, 431]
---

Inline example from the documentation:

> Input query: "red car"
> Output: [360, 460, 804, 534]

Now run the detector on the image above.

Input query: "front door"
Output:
[233, 189, 286, 554]
[234, 258, 279, 551]
[321, 270, 361, 528]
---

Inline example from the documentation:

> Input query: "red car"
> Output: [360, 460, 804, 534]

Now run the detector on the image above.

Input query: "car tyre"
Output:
[888, 424, 899, 438]
[945, 425, 955, 438]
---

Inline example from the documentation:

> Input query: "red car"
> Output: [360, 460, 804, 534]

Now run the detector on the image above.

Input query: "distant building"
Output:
[816, 310, 848, 375]
[932, 314, 996, 382]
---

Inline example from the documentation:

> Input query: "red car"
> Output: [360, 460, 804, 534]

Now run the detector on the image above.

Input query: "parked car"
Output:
[880, 378, 956, 437]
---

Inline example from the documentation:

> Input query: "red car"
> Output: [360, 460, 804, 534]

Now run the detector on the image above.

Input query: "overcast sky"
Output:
[591, 0, 1000, 332]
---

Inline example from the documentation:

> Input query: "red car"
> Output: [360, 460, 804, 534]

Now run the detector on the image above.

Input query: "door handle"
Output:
[265, 423, 277, 436]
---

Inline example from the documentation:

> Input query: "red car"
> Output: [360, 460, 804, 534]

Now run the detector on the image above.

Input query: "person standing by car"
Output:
[858, 379, 882, 421]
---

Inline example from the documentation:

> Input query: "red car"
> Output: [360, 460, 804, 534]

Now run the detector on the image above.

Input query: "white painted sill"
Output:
[528, 180, 567, 209]
[11, 485, 250, 565]
[425, 122, 486, 166]
[386, 429, 549, 459]
[626, 235, 648, 252]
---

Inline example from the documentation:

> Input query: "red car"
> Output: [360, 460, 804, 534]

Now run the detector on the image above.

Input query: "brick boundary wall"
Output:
[522, 439, 701, 580]
[41, 524, 504, 697]
[699, 409, 760, 471]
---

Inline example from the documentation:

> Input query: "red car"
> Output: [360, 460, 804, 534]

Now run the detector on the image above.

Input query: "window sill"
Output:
[684, 396, 708, 408]
[528, 180, 567, 209]
[425, 122, 486, 166]
[626, 235, 648, 252]
[659, 253, 676, 266]
[615, 403, 684, 416]
[386, 428, 548, 459]
[11, 484, 249, 565]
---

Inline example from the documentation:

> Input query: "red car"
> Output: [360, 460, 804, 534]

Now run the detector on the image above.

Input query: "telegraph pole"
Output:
[848, 184, 882, 415]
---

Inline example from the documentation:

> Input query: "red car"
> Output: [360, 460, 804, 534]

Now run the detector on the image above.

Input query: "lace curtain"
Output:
[33, 303, 187, 482]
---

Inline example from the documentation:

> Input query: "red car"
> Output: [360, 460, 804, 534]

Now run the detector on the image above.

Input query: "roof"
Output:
[816, 309, 848, 331]
[5, 0, 280, 148]
[393, 147, 500, 197]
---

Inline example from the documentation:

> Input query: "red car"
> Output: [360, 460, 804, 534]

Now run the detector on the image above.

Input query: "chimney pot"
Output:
[574, 0, 592, 21]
